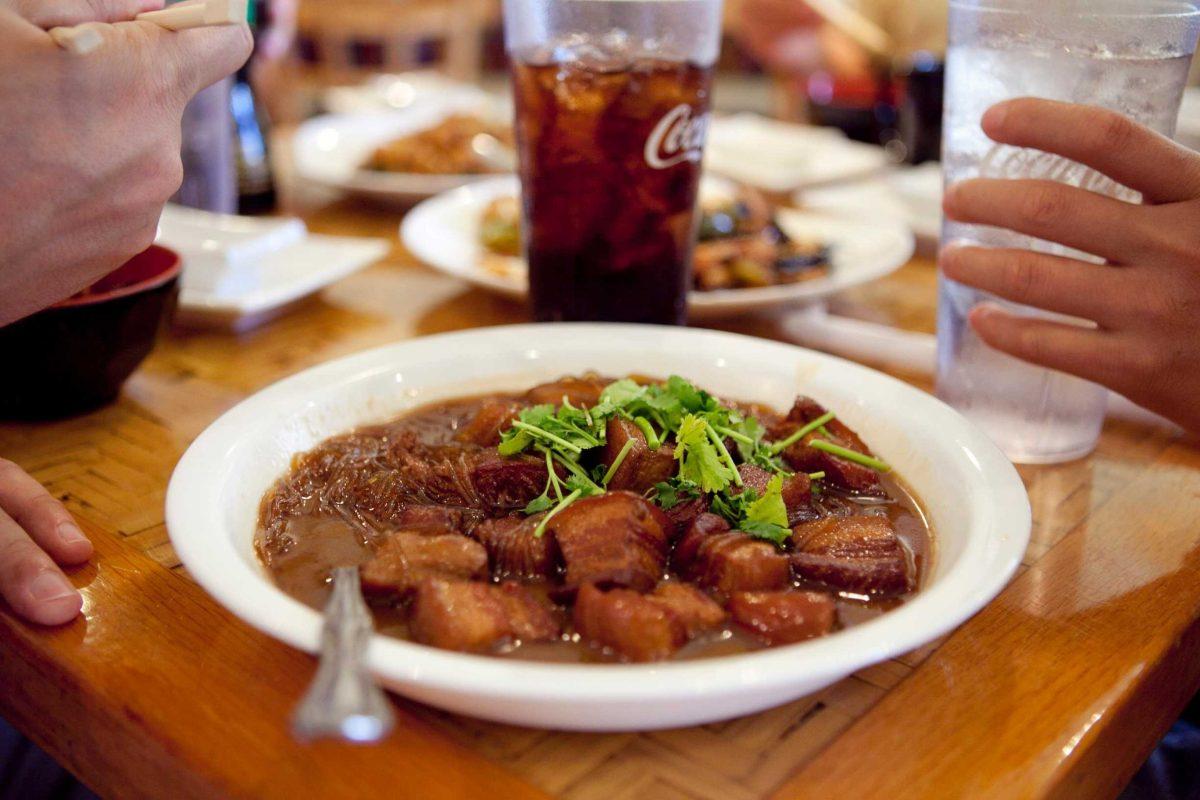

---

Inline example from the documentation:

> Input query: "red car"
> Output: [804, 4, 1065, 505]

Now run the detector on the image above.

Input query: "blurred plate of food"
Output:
[157, 205, 389, 331]
[320, 71, 494, 115]
[704, 114, 892, 193]
[401, 175, 914, 319]
[292, 100, 513, 204]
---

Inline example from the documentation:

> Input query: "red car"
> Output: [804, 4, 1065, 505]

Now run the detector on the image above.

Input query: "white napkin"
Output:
[157, 204, 308, 297]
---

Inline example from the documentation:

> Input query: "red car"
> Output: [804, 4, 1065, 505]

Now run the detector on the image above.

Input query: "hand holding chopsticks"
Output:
[50, 0, 248, 55]
[0, 0, 252, 323]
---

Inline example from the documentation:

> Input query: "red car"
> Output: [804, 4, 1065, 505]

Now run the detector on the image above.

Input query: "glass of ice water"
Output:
[938, 0, 1200, 464]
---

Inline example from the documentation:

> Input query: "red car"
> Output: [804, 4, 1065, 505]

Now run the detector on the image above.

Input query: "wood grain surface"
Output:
[1, 188, 1198, 800]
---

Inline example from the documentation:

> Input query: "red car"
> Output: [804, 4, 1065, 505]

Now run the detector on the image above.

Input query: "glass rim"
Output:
[948, 0, 1200, 19]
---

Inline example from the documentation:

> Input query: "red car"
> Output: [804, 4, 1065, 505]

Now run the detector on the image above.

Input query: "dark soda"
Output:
[512, 58, 714, 324]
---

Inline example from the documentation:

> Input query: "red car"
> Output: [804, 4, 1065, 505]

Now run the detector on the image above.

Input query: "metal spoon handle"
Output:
[292, 567, 395, 742]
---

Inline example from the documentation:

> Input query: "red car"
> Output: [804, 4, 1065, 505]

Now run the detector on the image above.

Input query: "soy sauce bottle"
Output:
[230, 0, 277, 214]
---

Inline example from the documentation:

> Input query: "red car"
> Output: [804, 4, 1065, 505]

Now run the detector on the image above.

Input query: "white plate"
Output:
[400, 175, 915, 320]
[801, 163, 943, 247]
[705, 114, 892, 192]
[292, 102, 510, 205]
[321, 71, 492, 116]
[167, 323, 1030, 731]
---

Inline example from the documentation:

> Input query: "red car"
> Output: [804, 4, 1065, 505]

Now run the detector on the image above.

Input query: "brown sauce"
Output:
[256, 389, 934, 663]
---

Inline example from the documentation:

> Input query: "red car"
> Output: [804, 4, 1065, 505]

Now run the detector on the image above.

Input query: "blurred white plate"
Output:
[705, 114, 892, 192]
[401, 175, 915, 320]
[321, 71, 492, 115]
[292, 101, 510, 205]
[801, 163, 943, 247]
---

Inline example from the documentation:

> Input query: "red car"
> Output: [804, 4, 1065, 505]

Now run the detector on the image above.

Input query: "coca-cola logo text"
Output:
[644, 103, 709, 169]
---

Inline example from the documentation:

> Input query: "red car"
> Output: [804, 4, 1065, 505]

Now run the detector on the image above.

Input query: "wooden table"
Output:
[2, 193, 1199, 800]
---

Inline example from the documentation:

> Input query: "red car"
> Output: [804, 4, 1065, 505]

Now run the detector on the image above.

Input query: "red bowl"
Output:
[0, 245, 181, 419]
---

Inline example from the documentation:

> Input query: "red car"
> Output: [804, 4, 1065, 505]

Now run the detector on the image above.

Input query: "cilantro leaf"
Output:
[732, 416, 764, 462]
[497, 430, 533, 456]
[745, 474, 789, 531]
[654, 477, 701, 510]
[523, 494, 556, 514]
[667, 375, 720, 414]
[592, 379, 645, 418]
[738, 518, 793, 546]
[498, 403, 603, 456]
[675, 414, 736, 493]
[565, 473, 602, 496]
[709, 475, 792, 547]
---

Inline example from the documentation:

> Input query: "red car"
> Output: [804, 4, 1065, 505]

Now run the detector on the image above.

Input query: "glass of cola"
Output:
[503, 0, 724, 324]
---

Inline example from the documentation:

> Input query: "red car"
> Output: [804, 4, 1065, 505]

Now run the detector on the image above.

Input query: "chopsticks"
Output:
[49, 0, 248, 55]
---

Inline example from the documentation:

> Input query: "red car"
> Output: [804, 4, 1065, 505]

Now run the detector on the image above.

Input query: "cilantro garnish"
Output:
[708, 475, 792, 545]
[653, 477, 702, 510]
[675, 414, 737, 493]
[497, 375, 828, 547]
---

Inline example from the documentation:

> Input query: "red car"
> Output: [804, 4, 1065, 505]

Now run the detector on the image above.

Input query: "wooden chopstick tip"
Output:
[134, 0, 249, 30]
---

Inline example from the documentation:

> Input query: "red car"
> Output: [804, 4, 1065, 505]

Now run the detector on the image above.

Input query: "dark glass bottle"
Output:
[897, 52, 945, 166]
[230, 0, 277, 214]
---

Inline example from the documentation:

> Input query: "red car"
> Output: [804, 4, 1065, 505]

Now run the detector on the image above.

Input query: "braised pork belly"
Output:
[257, 375, 930, 662]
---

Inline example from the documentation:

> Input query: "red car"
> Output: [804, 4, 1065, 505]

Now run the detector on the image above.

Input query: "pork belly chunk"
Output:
[729, 590, 836, 645]
[494, 582, 562, 642]
[790, 515, 914, 597]
[663, 496, 709, 541]
[456, 398, 525, 447]
[735, 464, 772, 494]
[469, 454, 551, 514]
[671, 512, 732, 565]
[524, 375, 607, 407]
[359, 532, 488, 598]
[769, 397, 884, 496]
[673, 514, 791, 596]
[648, 583, 727, 637]
[546, 491, 671, 593]
[602, 418, 677, 494]
[787, 397, 874, 452]
[472, 513, 560, 580]
[573, 583, 687, 662]
[410, 579, 560, 652]
[736, 464, 815, 526]
[600, 419, 676, 494]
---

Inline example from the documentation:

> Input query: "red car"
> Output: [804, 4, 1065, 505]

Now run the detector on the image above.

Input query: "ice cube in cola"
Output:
[512, 57, 713, 324]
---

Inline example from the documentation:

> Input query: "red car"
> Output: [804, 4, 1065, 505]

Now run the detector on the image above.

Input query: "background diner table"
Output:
[2, 160, 1200, 800]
